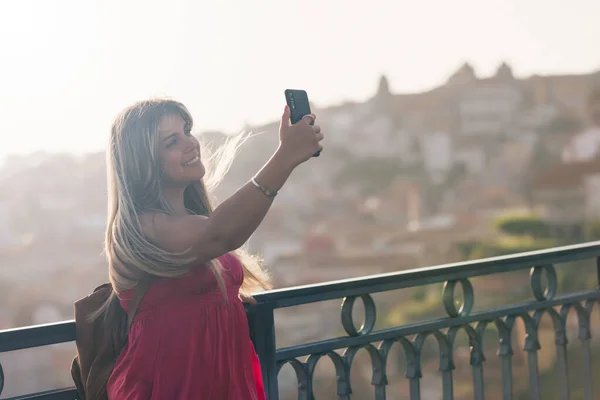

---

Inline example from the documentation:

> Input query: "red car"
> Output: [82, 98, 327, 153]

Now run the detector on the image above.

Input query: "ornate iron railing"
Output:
[2, 241, 600, 399]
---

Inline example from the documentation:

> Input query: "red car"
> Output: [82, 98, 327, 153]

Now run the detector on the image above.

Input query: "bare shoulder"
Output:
[136, 211, 233, 262]
[138, 211, 155, 231]
[138, 212, 187, 237]
[138, 212, 210, 252]
[138, 212, 162, 242]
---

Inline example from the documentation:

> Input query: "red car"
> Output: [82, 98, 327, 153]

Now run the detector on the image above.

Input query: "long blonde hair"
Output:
[95, 98, 271, 319]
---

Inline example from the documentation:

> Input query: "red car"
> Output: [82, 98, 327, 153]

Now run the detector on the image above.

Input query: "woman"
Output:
[102, 99, 324, 399]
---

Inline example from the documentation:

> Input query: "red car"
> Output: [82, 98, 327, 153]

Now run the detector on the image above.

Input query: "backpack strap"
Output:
[126, 280, 150, 332]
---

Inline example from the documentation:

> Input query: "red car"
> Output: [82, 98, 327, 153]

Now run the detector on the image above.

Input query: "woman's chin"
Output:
[196, 165, 206, 179]
[184, 164, 205, 180]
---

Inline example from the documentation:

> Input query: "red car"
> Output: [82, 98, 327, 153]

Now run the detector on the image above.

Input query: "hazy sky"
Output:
[0, 0, 598, 159]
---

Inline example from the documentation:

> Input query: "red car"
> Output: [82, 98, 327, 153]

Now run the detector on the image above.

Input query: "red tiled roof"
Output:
[533, 159, 600, 189]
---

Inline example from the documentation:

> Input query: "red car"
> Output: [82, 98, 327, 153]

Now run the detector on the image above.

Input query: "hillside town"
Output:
[1, 63, 600, 398]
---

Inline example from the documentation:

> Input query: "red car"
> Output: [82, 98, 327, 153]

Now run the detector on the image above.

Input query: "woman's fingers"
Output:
[301, 114, 316, 126]
[239, 294, 257, 305]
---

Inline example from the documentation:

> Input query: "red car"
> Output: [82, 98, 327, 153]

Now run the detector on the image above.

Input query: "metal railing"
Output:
[2, 241, 600, 399]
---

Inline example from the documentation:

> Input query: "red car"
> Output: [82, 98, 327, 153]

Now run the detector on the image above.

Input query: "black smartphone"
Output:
[285, 89, 321, 157]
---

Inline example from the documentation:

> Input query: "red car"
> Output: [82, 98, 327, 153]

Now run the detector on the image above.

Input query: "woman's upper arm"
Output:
[138, 213, 230, 262]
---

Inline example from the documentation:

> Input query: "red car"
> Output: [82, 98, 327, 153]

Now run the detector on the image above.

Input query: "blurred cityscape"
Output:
[2, 63, 600, 399]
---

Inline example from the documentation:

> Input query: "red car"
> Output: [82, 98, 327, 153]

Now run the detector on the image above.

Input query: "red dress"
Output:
[107, 253, 266, 400]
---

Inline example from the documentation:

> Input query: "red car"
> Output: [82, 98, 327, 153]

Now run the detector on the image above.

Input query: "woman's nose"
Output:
[184, 137, 196, 152]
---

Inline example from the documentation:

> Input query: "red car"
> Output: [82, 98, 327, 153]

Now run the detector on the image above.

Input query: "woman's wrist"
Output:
[272, 145, 298, 174]
[251, 147, 296, 194]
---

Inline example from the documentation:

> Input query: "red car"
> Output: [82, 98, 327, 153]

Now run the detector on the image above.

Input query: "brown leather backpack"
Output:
[70, 282, 148, 400]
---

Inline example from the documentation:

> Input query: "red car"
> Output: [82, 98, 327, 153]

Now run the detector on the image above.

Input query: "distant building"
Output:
[532, 159, 600, 235]
[459, 63, 524, 138]
[562, 87, 600, 163]
[420, 130, 453, 184]
[562, 126, 600, 162]
[0, 202, 17, 247]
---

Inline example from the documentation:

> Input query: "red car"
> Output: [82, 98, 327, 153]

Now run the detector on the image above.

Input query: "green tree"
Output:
[587, 219, 600, 240]
[495, 214, 550, 238]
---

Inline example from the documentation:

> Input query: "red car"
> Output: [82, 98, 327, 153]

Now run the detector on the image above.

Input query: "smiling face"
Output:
[158, 113, 205, 187]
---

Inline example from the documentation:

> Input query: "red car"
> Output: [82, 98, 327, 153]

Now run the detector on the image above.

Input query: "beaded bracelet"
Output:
[251, 177, 278, 198]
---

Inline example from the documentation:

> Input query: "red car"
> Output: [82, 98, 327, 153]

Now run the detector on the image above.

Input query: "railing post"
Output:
[596, 257, 600, 287]
[248, 304, 279, 400]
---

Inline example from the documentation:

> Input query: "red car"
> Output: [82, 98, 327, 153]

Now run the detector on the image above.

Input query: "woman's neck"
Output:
[163, 186, 188, 215]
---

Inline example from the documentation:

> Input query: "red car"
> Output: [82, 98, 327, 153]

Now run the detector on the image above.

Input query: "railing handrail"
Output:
[3, 241, 600, 399]
[0, 320, 75, 353]
[3, 241, 600, 354]
[250, 240, 600, 308]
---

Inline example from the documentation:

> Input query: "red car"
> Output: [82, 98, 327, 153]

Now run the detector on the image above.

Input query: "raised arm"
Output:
[141, 106, 324, 264]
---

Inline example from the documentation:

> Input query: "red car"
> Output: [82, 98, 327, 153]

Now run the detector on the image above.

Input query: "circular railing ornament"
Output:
[277, 358, 310, 397]
[341, 294, 377, 336]
[530, 264, 557, 301]
[0, 361, 4, 396]
[443, 279, 474, 318]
